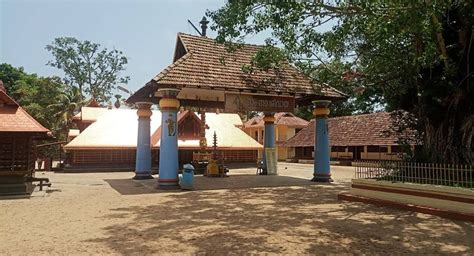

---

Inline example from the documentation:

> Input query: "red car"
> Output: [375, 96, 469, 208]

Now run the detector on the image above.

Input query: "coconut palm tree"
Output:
[48, 86, 85, 138]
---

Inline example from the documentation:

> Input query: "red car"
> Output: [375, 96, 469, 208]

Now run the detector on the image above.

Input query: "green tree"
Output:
[46, 37, 130, 103]
[48, 86, 85, 135]
[0, 63, 64, 132]
[14, 76, 64, 131]
[208, 1, 474, 164]
[0, 63, 26, 95]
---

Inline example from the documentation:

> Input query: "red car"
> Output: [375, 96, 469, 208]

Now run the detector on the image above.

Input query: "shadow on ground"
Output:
[86, 183, 474, 254]
[105, 175, 316, 195]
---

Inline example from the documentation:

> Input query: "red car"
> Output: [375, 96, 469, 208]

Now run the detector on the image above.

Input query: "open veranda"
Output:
[1, 163, 472, 255]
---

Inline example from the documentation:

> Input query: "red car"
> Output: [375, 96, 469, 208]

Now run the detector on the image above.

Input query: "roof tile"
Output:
[283, 112, 418, 147]
[127, 33, 346, 104]
[244, 112, 309, 128]
[0, 90, 50, 133]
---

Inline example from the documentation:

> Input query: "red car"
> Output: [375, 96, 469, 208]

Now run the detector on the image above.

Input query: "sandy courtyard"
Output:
[1, 163, 473, 255]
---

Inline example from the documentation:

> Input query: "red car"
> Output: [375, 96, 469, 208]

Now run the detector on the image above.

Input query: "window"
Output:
[367, 146, 388, 153]
[332, 146, 346, 152]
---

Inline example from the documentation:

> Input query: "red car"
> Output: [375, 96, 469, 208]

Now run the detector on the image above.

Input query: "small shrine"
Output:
[0, 81, 51, 196]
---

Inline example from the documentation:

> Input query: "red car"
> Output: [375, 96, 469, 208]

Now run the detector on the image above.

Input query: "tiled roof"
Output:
[72, 107, 111, 122]
[244, 112, 309, 128]
[68, 129, 80, 138]
[0, 89, 50, 133]
[0, 80, 6, 93]
[65, 109, 161, 149]
[64, 109, 262, 150]
[200, 113, 262, 149]
[217, 113, 244, 127]
[283, 112, 417, 147]
[127, 33, 346, 104]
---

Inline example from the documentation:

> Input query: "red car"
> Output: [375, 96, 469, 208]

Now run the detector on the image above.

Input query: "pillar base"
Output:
[157, 178, 179, 190]
[311, 174, 333, 183]
[133, 174, 154, 180]
[157, 185, 180, 190]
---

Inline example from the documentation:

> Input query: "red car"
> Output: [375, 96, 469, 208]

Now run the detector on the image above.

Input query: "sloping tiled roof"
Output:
[0, 87, 50, 134]
[217, 113, 244, 127]
[72, 107, 111, 122]
[64, 109, 262, 150]
[283, 112, 417, 147]
[127, 33, 346, 104]
[244, 112, 309, 128]
[65, 109, 162, 149]
[68, 129, 80, 138]
[151, 112, 262, 149]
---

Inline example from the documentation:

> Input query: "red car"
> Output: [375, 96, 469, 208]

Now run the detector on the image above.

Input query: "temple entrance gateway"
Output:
[127, 33, 346, 188]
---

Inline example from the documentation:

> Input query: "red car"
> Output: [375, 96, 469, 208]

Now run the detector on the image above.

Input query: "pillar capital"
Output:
[263, 116, 275, 123]
[159, 98, 180, 111]
[136, 102, 153, 118]
[313, 100, 331, 108]
[263, 112, 275, 123]
[312, 100, 331, 117]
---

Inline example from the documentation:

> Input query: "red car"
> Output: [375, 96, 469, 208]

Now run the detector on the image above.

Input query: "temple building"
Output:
[72, 102, 109, 132]
[63, 108, 261, 169]
[283, 112, 417, 162]
[0, 81, 51, 196]
[242, 112, 309, 161]
[126, 29, 346, 186]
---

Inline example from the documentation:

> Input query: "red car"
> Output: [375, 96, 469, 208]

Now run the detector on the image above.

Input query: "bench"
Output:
[27, 177, 51, 191]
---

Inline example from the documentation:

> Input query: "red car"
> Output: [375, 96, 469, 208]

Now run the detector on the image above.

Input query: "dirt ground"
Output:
[1, 163, 473, 255]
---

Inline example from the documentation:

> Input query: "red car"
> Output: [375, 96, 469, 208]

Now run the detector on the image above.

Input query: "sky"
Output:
[0, 0, 269, 97]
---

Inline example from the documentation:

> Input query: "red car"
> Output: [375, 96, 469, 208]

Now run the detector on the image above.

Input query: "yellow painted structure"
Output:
[244, 123, 303, 161]
[206, 159, 219, 176]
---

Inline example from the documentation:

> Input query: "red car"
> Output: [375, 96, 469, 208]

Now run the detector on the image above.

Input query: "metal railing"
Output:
[354, 160, 473, 189]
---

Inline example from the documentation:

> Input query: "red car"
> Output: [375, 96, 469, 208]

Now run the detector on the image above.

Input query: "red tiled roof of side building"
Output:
[0, 88, 50, 133]
[283, 112, 418, 147]
[127, 33, 347, 104]
[244, 112, 309, 128]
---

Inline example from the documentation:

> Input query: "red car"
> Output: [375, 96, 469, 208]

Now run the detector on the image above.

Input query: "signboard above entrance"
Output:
[224, 93, 295, 113]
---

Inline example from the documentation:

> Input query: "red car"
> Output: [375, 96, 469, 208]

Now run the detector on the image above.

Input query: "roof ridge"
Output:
[321, 83, 349, 98]
[0, 89, 19, 106]
[178, 32, 265, 49]
[329, 111, 389, 120]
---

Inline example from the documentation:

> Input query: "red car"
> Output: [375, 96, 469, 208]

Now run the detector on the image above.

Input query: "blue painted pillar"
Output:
[133, 102, 153, 179]
[312, 100, 332, 182]
[262, 112, 277, 175]
[158, 88, 181, 189]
